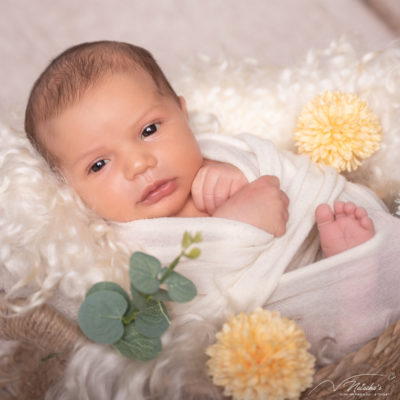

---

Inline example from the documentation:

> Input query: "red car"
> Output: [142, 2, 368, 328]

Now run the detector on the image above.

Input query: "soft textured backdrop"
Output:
[1, 0, 399, 125]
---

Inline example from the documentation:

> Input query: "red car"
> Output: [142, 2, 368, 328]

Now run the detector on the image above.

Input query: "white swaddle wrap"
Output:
[114, 133, 400, 365]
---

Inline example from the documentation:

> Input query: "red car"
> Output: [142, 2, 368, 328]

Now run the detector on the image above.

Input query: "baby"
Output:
[25, 40, 374, 258]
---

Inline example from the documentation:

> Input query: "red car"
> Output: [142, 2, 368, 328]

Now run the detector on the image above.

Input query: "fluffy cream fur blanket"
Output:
[0, 39, 400, 399]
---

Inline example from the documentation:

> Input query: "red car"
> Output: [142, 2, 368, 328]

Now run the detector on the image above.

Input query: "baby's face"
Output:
[40, 71, 203, 222]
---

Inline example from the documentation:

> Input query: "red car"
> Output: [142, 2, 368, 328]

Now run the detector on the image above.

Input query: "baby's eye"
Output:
[142, 123, 160, 138]
[90, 159, 109, 173]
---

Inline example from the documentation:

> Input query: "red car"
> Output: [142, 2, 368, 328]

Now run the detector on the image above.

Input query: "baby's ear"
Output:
[178, 96, 188, 118]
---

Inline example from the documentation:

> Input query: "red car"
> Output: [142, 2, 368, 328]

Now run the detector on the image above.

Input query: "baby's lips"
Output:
[139, 179, 177, 204]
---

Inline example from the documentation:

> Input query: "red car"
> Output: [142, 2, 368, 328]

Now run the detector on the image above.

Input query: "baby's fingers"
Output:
[191, 168, 208, 212]
[273, 216, 287, 237]
[274, 204, 289, 237]
[209, 176, 233, 213]
[280, 190, 290, 209]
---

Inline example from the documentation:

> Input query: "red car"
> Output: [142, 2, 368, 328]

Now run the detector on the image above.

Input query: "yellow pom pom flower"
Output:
[294, 91, 382, 172]
[206, 308, 315, 400]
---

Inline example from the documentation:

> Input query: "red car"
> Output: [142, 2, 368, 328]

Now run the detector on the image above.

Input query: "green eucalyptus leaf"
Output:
[126, 300, 138, 319]
[185, 247, 201, 259]
[159, 267, 170, 281]
[86, 281, 130, 304]
[121, 304, 138, 325]
[135, 300, 170, 338]
[114, 323, 162, 361]
[86, 281, 136, 321]
[192, 232, 202, 243]
[152, 288, 172, 302]
[130, 284, 149, 311]
[130, 252, 161, 295]
[165, 271, 197, 303]
[78, 291, 128, 344]
[182, 231, 192, 249]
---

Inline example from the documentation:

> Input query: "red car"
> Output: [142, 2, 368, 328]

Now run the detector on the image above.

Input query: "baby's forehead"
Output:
[83, 66, 159, 99]
[40, 69, 161, 133]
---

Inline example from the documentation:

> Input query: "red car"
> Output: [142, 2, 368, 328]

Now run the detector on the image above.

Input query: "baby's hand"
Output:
[213, 175, 289, 237]
[191, 160, 248, 215]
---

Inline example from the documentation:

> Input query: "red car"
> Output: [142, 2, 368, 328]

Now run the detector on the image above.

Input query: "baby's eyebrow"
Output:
[73, 146, 106, 166]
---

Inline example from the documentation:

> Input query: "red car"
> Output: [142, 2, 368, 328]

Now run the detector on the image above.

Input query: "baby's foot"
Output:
[315, 201, 375, 258]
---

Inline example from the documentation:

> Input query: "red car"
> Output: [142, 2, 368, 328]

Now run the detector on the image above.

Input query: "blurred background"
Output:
[1, 0, 399, 123]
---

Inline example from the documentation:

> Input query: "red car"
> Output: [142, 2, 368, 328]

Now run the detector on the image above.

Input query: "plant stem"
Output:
[122, 310, 139, 325]
[160, 251, 184, 283]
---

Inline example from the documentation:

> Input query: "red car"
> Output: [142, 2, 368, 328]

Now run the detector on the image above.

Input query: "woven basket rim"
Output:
[1, 299, 399, 399]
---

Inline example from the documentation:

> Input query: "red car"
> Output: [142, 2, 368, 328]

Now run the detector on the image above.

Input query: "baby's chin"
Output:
[104, 203, 186, 223]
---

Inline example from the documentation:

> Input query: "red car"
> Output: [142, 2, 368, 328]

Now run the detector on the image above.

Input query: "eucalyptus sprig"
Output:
[78, 232, 202, 361]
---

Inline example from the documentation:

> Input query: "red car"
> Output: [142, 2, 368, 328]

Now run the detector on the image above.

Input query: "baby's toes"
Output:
[333, 201, 346, 218]
[360, 215, 375, 235]
[355, 206, 367, 220]
[343, 202, 356, 218]
[315, 204, 334, 226]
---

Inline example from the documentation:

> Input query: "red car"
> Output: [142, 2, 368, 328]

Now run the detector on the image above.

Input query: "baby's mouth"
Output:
[139, 179, 177, 205]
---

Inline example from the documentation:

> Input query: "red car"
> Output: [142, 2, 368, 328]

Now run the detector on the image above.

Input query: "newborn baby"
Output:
[25, 40, 374, 259]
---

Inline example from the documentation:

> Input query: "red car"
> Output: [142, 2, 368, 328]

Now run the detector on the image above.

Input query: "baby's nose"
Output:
[123, 150, 157, 179]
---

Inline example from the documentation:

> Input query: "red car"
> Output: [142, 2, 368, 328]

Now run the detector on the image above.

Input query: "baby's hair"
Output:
[24, 40, 179, 164]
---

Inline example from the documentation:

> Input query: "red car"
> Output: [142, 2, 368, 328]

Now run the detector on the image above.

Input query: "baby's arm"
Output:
[192, 161, 289, 236]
